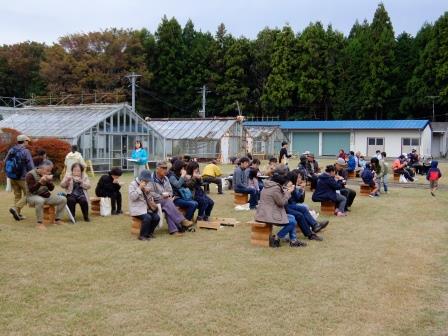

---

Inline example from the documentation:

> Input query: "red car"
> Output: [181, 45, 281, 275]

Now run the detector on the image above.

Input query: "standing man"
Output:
[5, 134, 34, 221]
[278, 141, 291, 166]
[202, 160, 224, 194]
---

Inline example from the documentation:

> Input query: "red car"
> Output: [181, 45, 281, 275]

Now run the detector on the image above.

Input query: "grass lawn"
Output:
[1, 161, 447, 335]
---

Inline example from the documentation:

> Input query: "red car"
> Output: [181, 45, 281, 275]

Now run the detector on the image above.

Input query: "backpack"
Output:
[5, 147, 26, 179]
[429, 170, 439, 182]
[178, 187, 193, 201]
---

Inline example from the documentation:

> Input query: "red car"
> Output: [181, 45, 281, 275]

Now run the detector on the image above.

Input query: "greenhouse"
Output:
[148, 118, 246, 163]
[245, 126, 288, 159]
[0, 103, 164, 172]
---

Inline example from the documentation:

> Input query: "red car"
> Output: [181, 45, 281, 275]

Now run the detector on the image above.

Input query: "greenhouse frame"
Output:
[149, 118, 246, 163]
[245, 126, 288, 159]
[0, 103, 164, 172]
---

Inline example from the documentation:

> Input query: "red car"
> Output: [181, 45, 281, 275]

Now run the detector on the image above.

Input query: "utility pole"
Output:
[125, 72, 141, 113]
[426, 95, 439, 122]
[198, 85, 210, 118]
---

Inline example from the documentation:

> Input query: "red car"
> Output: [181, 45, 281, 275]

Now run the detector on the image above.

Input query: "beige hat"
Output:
[17, 134, 30, 142]
[335, 158, 347, 167]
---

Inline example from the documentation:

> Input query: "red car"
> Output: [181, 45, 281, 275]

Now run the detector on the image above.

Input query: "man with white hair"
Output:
[26, 160, 67, 230]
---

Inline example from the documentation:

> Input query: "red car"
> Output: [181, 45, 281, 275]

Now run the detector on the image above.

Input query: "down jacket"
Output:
[255, 180, 291, 225]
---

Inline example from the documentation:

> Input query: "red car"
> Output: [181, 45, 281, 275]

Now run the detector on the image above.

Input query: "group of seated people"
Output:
[391, 149, 433, 182]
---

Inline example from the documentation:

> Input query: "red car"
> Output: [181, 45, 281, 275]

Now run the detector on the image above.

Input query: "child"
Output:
[426, 160, 442, 196]
[361, 163, 379, 197]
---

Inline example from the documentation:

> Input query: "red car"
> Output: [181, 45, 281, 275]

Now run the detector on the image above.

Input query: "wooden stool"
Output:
[176, 207, 187, 216]
[43, 204, 56, 225]
[347, 171, 356, 179]
[394, 173, 400, 182]
[90, 197, 101, 216]
[248, 221, 273, 247]
[234, 193, 249, 205]
[360, 183, 374, 196]
[131, 217, 141, 236]
[321, 201, 336, 216]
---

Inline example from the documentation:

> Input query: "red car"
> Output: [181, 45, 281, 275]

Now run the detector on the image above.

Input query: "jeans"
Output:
[335, 193, 347, 213]
[276, 214, 297, 241]
[381, 174, 388, 192]
[135, 212, 160, 237]
[173, 198, 198, 221]
[395, 169, 414, 182]
[196, 195, 214, 218]
[66, 194, 89, 220]
[285, 204, 314, 237]
[160, 198, 185, 233]
[234, 186, 258, 209]
[340, 188, 356, 210]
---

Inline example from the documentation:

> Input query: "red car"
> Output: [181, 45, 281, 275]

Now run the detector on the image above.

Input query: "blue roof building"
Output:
[243, 120, 432, 158]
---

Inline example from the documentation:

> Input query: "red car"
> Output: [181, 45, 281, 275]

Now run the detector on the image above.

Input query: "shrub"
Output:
[29, 138, 71, 179]
[0, 128, 71, 183]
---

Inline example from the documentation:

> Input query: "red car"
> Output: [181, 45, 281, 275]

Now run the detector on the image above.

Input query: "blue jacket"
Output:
[347, 155, 356, 172]
[131, 148, 148, 166]
[233, 166, 248, 190]
[361, 168, 374, 185]
[312, 173, 343, 202]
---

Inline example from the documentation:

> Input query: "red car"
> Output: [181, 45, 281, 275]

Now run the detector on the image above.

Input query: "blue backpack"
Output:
[5, 147, 26, 179]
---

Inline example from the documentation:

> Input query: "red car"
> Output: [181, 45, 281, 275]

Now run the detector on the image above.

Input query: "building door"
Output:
[367, 137, 385, 157]
[292, 132, 319, 156]
[322, 132, 350, 156]
[401, 137, 420, 155]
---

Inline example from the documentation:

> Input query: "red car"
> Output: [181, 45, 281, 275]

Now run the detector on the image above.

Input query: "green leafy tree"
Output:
[261, 25, 298, 119]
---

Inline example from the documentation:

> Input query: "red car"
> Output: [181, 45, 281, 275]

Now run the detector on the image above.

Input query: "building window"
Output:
[367, 137, 384, 146]
[402, 138, 419, 146]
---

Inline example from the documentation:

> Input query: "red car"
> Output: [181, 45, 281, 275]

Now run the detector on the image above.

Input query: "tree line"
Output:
[0, 4, 447, 120]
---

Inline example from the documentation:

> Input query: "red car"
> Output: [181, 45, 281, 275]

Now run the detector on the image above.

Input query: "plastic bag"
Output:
[156, 203, 164, 229]
[5, 178, 11, 192]
[399, 174, 408, 184]
[100, 197, 112, 216]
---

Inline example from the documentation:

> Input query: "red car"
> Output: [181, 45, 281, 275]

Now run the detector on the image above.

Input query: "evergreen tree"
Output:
[261, 25, 298, 119]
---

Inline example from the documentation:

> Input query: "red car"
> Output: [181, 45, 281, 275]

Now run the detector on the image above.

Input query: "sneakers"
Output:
[170, 231, 184, 237]
[336, 211, 346, 217]
[138, 236, 149, 241]
[431, 191, 435, 197]
[181, 219, 194, 227]
[9, 208, 20, 221]
[368, 193, 376, 198]
[308, 233, 323, 241]
[19, 214, 26, 220]
[269, 235, 281, 248]
[314, 220, 329, 233]
[36, 223, 46, 230]
[289, 239, 307, 247]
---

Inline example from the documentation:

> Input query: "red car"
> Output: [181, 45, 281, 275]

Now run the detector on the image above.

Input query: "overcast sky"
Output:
[1, 0, 446, 45]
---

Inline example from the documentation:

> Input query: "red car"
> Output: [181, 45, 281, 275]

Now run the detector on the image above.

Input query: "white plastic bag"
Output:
[399, 174, 408, 184]
[156, 203, 164, 229]
[100, 197, 112, 216]
[234, 203, 250, 211]
[5, 178, 11, 192]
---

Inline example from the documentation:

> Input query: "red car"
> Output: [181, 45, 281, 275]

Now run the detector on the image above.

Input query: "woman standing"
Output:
[131, 140, 148, 178]
[60, 163, 91, 222]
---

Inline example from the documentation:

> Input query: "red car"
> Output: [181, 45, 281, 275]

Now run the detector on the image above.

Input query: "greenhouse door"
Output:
[322, 132, 350, 156]
[292, 132, 319, 156]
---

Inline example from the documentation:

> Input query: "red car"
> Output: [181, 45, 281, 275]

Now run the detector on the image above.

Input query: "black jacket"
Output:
[95, 174, 121, 197]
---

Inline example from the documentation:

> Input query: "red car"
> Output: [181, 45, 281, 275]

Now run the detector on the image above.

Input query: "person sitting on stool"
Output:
[95, 167, 123, 215]
[129, 170, 160, 241]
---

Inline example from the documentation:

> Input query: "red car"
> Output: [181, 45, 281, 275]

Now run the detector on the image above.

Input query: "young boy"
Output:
[426, 160, 442, 196]
[361, 163, 379, 197]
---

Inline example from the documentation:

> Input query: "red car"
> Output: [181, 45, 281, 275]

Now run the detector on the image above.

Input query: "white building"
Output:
[244, 120, 431, 158]
[431, 122, 448, 158]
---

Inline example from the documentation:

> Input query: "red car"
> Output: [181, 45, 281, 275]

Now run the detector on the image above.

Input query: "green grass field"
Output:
[1, 161, 447, 335]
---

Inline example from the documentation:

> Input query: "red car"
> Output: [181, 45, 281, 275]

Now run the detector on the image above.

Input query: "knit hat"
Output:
[139, 170, 152, 182]
[17, 134, 30, 142]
